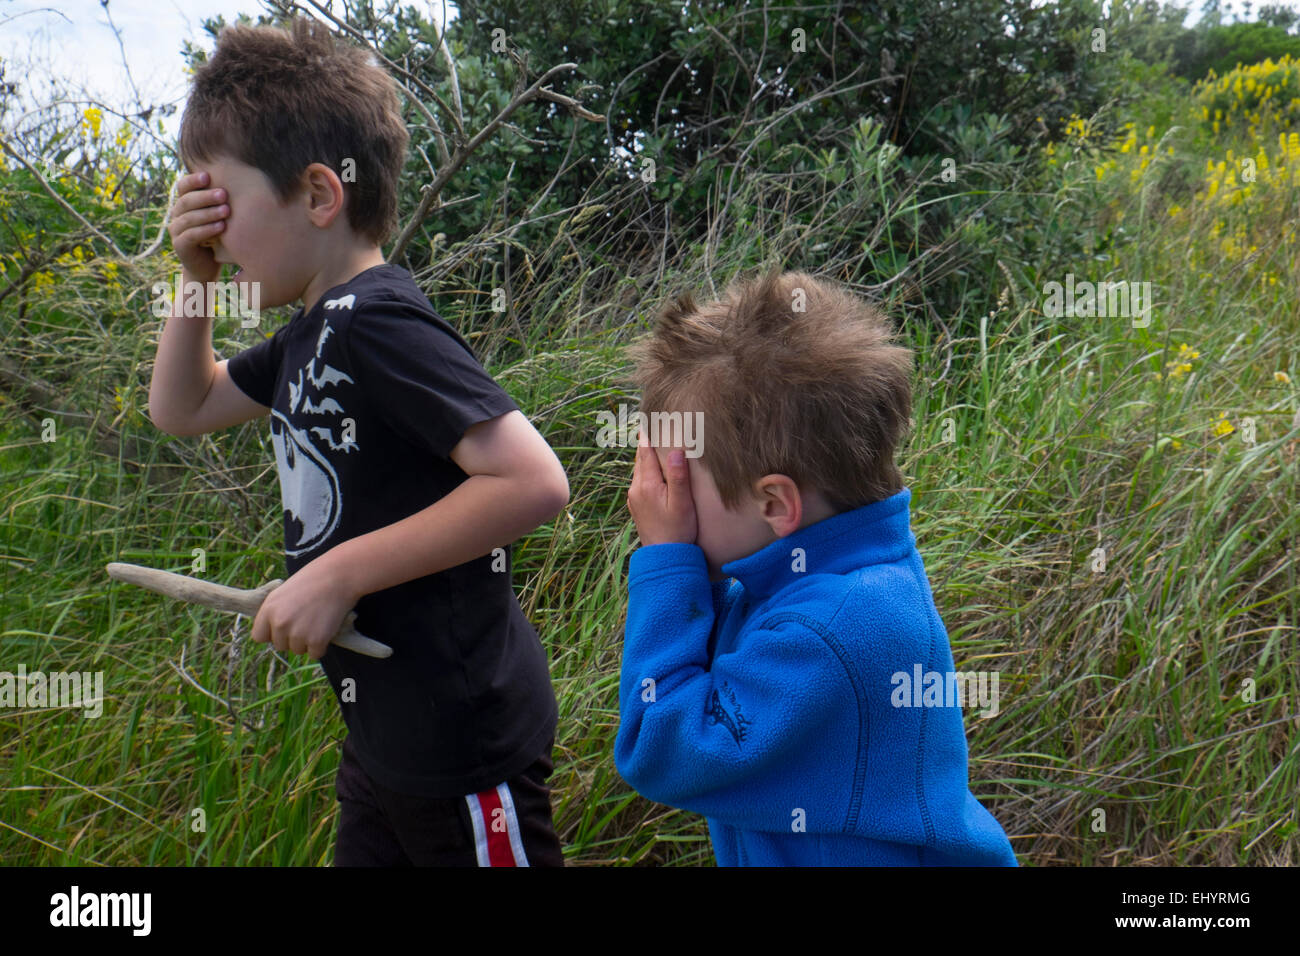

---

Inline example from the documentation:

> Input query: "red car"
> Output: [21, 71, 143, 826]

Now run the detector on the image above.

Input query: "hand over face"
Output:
[168, 170, 228, 284]
[627, 430, 698, 546]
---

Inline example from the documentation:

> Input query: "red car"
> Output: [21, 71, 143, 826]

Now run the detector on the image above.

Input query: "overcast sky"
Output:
[0, 0, 456, 145]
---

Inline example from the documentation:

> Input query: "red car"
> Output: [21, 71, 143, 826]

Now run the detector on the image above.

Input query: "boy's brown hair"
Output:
[178, 16, 408, 245]
[627, 269, 914, 513]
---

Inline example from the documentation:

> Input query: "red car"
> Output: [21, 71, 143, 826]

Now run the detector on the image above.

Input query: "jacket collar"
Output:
[719, 487, 914, 600]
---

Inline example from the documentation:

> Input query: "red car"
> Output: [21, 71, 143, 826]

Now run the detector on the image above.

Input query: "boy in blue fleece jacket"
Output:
[615, 269, 1017, 866]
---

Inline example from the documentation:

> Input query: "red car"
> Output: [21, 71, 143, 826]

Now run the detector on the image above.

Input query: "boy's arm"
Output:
[614, 543, 855, 832]
[153, 358, 271, 437]
[319, 408, 568, 602]
[148, 271, 220, 434]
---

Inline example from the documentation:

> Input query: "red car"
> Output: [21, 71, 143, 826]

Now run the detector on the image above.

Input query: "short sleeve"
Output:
[340, 301, 519, 459]
[226, 322, 289, 408]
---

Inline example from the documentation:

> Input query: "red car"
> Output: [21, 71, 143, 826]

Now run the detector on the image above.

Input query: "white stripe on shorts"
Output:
[465, 792, 491, 867]
[496, 782, 530, 867]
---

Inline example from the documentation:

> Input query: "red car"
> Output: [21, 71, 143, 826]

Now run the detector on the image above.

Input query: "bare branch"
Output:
[536, 87, 604, 122]
[388, 62, 601, 263]
[105, 563, 393, 658]
[436, 13, 464, 132]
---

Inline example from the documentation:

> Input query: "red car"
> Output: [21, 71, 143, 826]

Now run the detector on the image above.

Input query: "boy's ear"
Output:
[301, 162, 346, 227]
[755, 474, 804, 538]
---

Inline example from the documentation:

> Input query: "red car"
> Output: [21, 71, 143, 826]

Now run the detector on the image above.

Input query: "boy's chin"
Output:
[248, 285, 299, 310]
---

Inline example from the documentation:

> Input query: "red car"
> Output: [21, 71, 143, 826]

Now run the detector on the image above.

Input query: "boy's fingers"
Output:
[173, 203, 228, 235]
[643, 441, 666, 481]
[667, 448, 684, 470]
[175, 171, 209, 196]
[250, 607, 268, 646]
[171, 187, 226, 219]
[664, 449, 691, 501]
[633, 437, 659, 483]
[181, 213, 228, 242]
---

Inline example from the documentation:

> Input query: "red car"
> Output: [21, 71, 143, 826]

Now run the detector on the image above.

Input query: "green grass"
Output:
[2, 87, 1297, 866]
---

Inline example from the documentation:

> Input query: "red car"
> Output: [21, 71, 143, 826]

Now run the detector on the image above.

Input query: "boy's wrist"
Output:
[315, 541, 367, 604]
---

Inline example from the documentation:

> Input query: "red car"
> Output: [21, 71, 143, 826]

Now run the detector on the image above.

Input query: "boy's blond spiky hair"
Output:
[179, 16, 408, 245]
[626, 269, 914, 513]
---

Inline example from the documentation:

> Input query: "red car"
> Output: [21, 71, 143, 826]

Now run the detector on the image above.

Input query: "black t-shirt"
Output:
[227, 263, 557, 797]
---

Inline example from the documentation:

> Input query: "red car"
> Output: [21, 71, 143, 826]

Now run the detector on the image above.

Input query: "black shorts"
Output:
[333, 734, 564, 866]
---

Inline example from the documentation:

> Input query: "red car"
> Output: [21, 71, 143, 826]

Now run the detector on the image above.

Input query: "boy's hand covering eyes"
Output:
[168, 170, 229, 284]
[627, 428, 698, 546]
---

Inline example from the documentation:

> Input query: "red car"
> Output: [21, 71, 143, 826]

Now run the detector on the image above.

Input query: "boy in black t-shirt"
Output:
[148, 17, 569, 866]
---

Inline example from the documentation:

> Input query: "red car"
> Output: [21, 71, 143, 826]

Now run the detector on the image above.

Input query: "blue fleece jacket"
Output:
[615, 486, 1017, 866]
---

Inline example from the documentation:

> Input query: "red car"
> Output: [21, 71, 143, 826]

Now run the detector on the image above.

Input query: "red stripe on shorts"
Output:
[476, 786, 517, 867]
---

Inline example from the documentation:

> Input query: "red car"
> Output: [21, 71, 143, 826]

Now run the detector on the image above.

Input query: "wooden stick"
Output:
[105, 562, 393, 659]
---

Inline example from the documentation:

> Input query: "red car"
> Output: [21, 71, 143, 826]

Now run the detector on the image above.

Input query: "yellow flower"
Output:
[82, 106, 103, 140]
[1275, 371, 1291, 383]
[1212, 413, 1235, 437]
